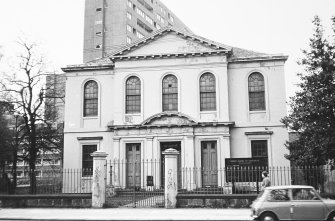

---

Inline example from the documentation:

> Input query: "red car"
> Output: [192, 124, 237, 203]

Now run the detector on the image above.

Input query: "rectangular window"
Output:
[127, 12, 132, 20]
[36, 159, 42, 166]
[136, 8, 145, 18]
[136, 31, 144, 39]
[251, 140, 268, 159]
[127, 24, 132, 32]
[145, 15, 153, 25]
[96, 8, 102, 12]
[17, 171, 24, 178]
[42, 159, 53, 165]
[96, 31, 102, 36]
[127, 37, 132, 44]
[127, 0, 132, 8]
[170, 15, 174, 23]
[82, 145, 97, 176]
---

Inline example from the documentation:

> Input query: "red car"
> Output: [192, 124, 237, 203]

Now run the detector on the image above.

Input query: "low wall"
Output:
[0, 194, 91, 208]
[176, 194, 258, 208]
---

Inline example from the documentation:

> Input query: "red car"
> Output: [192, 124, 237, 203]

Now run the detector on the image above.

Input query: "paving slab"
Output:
[0, 208, 253, 221]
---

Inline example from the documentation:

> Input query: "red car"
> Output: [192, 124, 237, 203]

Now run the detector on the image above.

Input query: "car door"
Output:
[291, 188, 326, 220]
[265, 189, 291, 220]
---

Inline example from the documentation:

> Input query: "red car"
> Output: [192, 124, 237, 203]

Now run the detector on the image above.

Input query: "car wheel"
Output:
[260, 212, 277, 221]
[328, 213, 335, 221]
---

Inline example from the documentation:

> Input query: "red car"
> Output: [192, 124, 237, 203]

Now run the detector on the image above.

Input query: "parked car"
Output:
[251, 185, 335, 221]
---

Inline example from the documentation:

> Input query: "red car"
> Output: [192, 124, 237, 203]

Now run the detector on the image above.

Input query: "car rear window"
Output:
[292, 188, 319, 200]
[268, 189, 290, 201]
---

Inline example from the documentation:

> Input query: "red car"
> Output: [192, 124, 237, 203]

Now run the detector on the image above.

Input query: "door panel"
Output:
[126, 143, 141, 188]
[291, 188, 326, 220]
[201, 141, 218, 187]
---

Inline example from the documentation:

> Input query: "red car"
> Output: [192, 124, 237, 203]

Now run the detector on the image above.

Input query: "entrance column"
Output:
[91, 150, 108, 208]
[184, 135, 196, 190]
[163, 148, 179, 209]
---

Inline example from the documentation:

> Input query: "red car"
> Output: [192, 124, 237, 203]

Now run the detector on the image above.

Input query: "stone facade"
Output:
[62, 27, 290, 191]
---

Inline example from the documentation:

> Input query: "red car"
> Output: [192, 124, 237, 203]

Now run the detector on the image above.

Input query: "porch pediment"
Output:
[141, 112, 197, 127]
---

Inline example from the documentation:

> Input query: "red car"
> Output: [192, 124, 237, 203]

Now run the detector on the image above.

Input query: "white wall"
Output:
[228, 60, 289, 166]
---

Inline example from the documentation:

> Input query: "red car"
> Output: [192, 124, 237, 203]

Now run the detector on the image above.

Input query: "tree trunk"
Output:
[29, 122, 37, 194]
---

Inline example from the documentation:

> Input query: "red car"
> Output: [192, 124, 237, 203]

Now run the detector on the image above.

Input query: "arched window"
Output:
[162, 74, 178, 111]
[126, 76, 141, 114]
[248, 72, 265, 111]
[83, 80, 98, 117]
[200, 73, 216, 111]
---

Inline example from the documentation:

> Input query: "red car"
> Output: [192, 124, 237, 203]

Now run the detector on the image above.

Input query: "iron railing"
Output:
[106, 160, 164, 208]
[179, 166, 335, 194]
[0, 169, 92, 195]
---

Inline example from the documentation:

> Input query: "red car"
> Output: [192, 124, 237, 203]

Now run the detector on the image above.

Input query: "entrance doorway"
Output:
[160, 142, 181, 189]
[201, 141, 218, 187]
[126, 143, 141, 188]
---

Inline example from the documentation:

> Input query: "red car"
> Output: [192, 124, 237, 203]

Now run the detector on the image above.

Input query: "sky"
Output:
[0, 0, 334, 99]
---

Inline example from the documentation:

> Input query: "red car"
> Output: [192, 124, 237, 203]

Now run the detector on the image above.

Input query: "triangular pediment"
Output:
[109, 27, 231, 60]
[125, 34, 218, 56]
[141, 112, 197, 126]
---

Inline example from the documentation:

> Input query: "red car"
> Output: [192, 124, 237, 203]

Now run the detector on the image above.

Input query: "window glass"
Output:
[82, 145, 97, 176]
[268, 189, 290, 201]
[83, 81, 98, 117]
[200, 73, 216, 111]
[127, 12, 132, 20]
[162, 75, 178, 111]
[127, 37, 132, 44]
[248, 72, 265, 111]
[292, 188, 319, 200]
[126, 76, 141, 114]
[251, 140, 268, 158]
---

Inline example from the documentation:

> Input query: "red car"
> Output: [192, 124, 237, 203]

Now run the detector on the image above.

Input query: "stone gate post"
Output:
[163, 148, 179, 209]
[91, 150, 108, 208]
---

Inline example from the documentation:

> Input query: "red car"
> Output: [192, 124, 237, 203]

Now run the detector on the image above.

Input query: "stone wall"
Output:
[0, 194, 91, 208]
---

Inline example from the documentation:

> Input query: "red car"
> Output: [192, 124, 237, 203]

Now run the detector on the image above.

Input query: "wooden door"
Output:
[201, 141, 218, 187]
[126, 143, 141, 188]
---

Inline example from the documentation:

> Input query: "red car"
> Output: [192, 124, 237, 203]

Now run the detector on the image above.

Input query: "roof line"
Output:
[106, 26, 232, 58]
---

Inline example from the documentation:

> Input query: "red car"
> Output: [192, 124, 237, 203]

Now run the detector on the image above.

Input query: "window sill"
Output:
[200, 111, 217, 114]
[82, 116, 99, 120]
[249, 110, 266, 114]
[125, 113, 141, 116]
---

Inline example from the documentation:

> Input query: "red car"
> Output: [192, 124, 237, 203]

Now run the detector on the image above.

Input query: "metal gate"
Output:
[105, 159, 164, 208]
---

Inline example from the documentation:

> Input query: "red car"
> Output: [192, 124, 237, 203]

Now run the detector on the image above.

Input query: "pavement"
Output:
[0, 208, 253, 221]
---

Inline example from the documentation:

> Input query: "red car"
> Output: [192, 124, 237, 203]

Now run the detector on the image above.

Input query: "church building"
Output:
[62, 27, 289, 189]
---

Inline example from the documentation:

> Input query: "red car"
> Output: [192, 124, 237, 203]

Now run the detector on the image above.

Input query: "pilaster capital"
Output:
[113, 137, 121, 142]
[146, 136, 154, 141]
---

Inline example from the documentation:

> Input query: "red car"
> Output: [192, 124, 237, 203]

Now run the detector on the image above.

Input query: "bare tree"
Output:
[0, 40, 64, 194]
